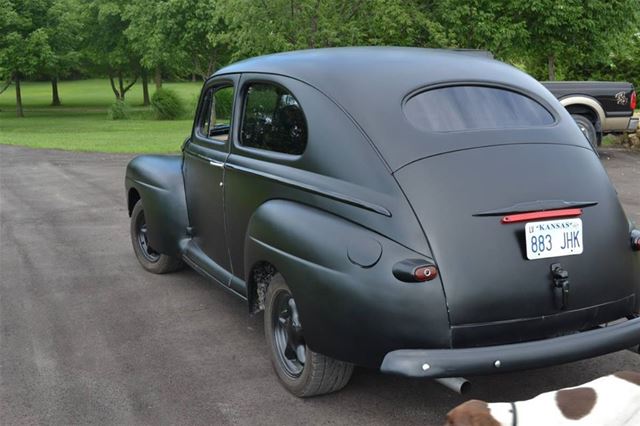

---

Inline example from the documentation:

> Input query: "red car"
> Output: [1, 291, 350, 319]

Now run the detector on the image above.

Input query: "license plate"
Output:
[525, 218, 583, 260]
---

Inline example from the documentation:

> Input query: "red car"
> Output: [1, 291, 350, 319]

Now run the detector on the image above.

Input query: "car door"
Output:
[183, 76, 238, 279]
[224, 75, 311, 292]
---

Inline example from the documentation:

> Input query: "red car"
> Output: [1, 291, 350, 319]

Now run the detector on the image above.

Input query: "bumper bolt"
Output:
[422, 363, 430, 371]
[494, 360, 502, 368]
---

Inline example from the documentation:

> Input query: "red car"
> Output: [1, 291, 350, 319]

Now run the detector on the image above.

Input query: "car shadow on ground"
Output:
[169, 266, 639, 424]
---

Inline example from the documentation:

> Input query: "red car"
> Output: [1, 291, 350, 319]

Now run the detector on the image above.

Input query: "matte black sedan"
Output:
[125, 48, 640, 397]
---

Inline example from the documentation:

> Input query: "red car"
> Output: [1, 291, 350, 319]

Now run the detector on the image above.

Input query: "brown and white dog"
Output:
[445, 371, 640, 426]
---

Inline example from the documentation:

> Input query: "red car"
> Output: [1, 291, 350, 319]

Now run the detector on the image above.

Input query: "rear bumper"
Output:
[380, 317, 640, 378]
[602, 116, 638, 132]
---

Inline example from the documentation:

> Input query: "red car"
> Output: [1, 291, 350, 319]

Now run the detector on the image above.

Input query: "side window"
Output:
[240, 83, 307, 155]
[197, 85, 234, 142]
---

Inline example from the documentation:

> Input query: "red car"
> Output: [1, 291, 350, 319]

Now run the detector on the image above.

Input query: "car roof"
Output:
[216, 47, 493, 79]
[215, 47, 580, 171]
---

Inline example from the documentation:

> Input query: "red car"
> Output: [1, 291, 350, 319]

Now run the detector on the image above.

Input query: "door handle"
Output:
[208, 159, 224, 169]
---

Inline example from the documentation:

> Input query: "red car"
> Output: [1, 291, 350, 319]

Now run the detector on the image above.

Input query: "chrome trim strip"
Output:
[185, 150, 225, 168]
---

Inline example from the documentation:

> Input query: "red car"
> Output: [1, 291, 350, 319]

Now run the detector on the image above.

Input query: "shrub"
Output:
[107, 100, 130, 120]
[151, 88, 185, 120]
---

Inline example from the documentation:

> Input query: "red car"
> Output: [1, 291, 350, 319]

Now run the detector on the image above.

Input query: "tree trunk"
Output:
[141, 70, 150, 106]
[154, 66, 162, 89]
[109, 74, 121, 100]
[0, 79, 11, 95]
[50, 76, 61, 106]
[122, 75, 137, 99]
[118, 73, 125, 101]
[308, 2, 320, 49]
[547, 55, 556, 81]
[15, 75, 24, 117]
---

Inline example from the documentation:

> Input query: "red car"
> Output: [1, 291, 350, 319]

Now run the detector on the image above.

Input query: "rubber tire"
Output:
[264, 274, 354, 397]
[571, 114, 599, 150]
[130, 200, 183, 274]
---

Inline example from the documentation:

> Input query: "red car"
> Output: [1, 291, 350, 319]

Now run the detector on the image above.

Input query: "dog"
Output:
[445, 371, 640, 426]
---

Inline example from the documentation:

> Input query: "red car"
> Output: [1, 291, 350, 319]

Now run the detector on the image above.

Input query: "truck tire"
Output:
[264, 274, 354, 397]
[130, 200, 184, 274]
[571, 114, 599, 150]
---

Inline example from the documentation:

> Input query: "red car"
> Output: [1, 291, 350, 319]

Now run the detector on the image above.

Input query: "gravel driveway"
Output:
[1, 145, 639, 425]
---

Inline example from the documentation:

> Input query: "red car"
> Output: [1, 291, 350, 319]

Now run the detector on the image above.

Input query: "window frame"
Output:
[192, 79, 236, 147]
[235, 78, 308, 158]
[402, 82, 558, 133]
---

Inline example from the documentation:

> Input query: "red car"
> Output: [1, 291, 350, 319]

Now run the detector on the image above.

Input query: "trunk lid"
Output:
[395, 144, 637, 345]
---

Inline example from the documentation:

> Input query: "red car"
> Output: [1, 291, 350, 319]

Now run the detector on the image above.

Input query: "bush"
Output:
[107, 100, 130, 120]
[151, 88, 185, 120]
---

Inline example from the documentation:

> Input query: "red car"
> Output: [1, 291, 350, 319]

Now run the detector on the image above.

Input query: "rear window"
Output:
[404, 86, 554, 132]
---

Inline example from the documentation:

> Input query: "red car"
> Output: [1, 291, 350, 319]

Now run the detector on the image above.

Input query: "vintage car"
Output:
[125, 47, 640, 397]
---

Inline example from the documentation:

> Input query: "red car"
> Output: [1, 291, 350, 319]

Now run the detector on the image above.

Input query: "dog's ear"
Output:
[445, 400, 501, 426]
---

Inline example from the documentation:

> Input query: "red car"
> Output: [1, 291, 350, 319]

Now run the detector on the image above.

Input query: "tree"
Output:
[124, 0, 177, 103]
[83, 0, 139, 101]
[421, 0, 526, 60]
[0, 0, 14, 94]
[163, 0, 230, 80]
[577, 30, 640, 90]
[42, 0, 83, 106]
[218, 0, 443, 60]
[0, 0, 53, 117]
[510, 0, 639, 80]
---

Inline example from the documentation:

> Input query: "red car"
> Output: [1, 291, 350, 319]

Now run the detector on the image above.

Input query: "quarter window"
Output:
[404, 85, 554, 132]
[240, 83, 307, 155]
[198, 85, 234, 142]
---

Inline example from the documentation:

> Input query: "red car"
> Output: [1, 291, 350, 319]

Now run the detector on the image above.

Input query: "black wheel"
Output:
[571, 114, 599, 150]
[130, 200, 183, 274]
[264, 274, 353, 397]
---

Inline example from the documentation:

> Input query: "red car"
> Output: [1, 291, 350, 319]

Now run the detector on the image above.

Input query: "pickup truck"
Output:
[542, 81, 638, 148]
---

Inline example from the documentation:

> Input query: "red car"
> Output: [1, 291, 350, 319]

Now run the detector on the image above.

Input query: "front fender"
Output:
[244, 200, 450, 368]
[125, 155, 188, 257]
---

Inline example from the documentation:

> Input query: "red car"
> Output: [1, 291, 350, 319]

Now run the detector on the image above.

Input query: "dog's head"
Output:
[444, 400, 501, 426]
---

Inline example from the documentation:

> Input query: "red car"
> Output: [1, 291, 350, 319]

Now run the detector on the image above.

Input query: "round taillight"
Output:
[414, 265, 438, 282]
[632, 229, 640, 251]
[631, 91, 637, 111]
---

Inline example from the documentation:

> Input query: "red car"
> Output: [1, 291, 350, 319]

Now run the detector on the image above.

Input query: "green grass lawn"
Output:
[0, 79, 202, 153]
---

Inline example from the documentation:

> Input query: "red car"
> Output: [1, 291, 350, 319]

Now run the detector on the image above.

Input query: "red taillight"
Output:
[414, 265, 438, 282]
[392, 259, 439, 283]
[631, 91, 637, 111]
[501, 208, 582, 224]
[632, 230, 640, 251]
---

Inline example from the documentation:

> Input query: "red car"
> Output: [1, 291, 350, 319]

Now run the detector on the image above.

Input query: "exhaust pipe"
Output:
[435, 377, 471, 394]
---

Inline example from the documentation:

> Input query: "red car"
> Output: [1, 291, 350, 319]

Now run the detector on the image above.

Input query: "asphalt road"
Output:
[1, 145, 639, 425]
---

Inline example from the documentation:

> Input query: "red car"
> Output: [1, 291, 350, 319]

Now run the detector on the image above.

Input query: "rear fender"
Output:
[125, 155, 188, 256]
[244, 200, 450, 368]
